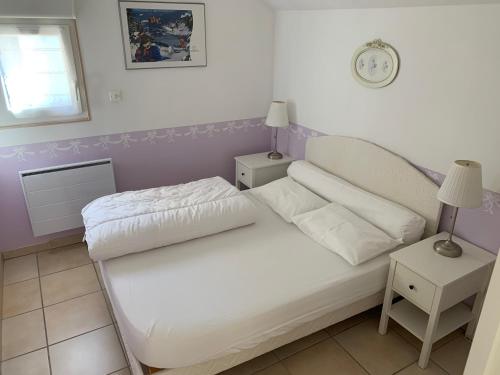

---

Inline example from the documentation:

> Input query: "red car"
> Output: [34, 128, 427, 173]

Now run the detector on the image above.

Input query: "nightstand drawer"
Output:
[236, 162, 252, 187]
[393, 264, 436, 313]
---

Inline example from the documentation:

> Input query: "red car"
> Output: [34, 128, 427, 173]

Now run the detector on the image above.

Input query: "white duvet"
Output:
[82, 177, 257, 261]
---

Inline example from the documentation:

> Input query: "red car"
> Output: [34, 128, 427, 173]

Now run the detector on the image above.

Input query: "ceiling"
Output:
[265, 0, 500, 10]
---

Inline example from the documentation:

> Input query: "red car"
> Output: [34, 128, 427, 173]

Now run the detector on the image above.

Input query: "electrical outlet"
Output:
[108, 90, 123, 103]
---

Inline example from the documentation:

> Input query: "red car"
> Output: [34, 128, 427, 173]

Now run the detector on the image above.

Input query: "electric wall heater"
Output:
[19, 159, 116, 237]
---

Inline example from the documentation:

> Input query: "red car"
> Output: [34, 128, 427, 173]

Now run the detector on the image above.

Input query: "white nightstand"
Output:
[234, 152, 294, 190]
[379, 232, 495, 369]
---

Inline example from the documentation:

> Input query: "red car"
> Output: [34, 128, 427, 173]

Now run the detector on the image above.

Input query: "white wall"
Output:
[266, 0, 500, 10]
[0, 0, 74, 18]
[0, 0, 274, 147]
[273, 4, 500, 192]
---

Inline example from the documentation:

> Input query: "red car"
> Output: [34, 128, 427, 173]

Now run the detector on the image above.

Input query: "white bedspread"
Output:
[101, 193, 394, 369]
[82, 177, 257, 261]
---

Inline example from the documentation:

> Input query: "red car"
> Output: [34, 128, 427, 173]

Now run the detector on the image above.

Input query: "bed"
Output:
[98, 135, 442, 375]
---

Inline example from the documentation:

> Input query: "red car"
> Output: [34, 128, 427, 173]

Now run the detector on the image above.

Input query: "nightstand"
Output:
[234, 152, 294, 190]
[378, 232, 495, 369]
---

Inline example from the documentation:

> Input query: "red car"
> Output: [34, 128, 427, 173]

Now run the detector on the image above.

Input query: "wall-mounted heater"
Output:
[19, 159, 116, 237]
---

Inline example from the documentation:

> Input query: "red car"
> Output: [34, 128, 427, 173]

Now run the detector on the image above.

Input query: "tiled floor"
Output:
[2, 244, 471, 375]
[1, 244, 128, 375]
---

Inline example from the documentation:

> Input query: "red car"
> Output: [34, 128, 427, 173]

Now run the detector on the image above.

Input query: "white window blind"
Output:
[0, 19, 88, 127]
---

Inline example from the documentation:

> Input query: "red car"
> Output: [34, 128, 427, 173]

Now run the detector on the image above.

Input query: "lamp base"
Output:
[267, 151, 283, 160]
[433, 240, 462, 258]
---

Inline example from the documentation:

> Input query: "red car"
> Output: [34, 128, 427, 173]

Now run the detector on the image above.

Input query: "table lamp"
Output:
[265, 101, 289, 160]
[434, 160, 483, 258]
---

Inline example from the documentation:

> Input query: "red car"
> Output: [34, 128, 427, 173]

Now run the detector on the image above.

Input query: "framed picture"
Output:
[118, 1, 206, 69]
[351, 39, 399, 88]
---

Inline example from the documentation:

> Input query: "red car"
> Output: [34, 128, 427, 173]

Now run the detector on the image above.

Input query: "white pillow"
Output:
[292, 203, 402, 265]
[288, 160, 425, 244]
[250, 177, 327, 222]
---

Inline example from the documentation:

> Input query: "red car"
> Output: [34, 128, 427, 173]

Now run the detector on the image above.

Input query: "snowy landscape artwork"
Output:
[119, 1, 206, 69]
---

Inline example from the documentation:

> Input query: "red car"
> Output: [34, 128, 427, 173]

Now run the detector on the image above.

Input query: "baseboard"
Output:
[2, 232, 84, 260]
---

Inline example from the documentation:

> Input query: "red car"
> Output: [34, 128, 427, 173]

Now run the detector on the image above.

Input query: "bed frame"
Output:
[102, 135, 442, 375]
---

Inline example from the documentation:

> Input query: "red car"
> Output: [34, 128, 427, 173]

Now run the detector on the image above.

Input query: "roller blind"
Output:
[0, 19, 88, 127]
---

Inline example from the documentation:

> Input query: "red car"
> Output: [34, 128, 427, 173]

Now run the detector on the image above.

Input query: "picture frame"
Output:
[118, 1, 207, 69]
[351, 39, 399, 88]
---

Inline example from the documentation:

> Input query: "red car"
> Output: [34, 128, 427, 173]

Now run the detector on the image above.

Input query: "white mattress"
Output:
[101, 193, 393, 369]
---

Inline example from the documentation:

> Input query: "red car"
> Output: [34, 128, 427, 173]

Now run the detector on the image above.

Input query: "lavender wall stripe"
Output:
[2, 119, 498, 255]
[0, 119, 267, 161]
[278, 123, 500, 254]
[276, 123, 324, 160]
[0, 118, 271, 252]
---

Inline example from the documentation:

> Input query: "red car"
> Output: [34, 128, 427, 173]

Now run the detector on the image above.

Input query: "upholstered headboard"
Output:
[305, 136, 442, 238]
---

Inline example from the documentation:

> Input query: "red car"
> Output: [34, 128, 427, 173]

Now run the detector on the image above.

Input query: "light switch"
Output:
[108, 90, 123, 103]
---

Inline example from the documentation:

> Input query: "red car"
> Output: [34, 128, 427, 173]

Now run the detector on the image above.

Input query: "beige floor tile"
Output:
[391, 320, 464, 352]
[1, 348, 50, 375]
[38, 243, 91, 276]
[255, 363, 290, 375]
[3, 254, 38, 285]
[326, 310, 373, 336]
[431, 336, 471, 375]
[274, 330, 329, 360]
[45, 291, 112, 344]
[49, 325, 127, 375]
[111, 368, 131, 375]
[395, 361, 448, 375]
[2, 309, 46, 361]
[335, 319, 419, 375]
[3, 278, 42, 318]
[40, 264, 100, 306]
[220, 352, 279, 375]
[283, 339, 367, 375]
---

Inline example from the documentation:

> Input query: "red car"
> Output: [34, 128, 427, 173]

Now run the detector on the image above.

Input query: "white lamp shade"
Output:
[437, 160, 483, 209]
[265, 101, 289, 128]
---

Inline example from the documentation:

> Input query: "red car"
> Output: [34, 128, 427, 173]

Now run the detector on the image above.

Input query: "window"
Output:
[0, 18, 89, 127]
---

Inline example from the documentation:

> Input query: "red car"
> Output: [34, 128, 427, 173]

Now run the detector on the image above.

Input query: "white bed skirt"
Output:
[130, 292, 382, 375]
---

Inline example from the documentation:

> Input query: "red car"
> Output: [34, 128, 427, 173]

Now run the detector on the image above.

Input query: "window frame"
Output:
[0, 18, 90, 128]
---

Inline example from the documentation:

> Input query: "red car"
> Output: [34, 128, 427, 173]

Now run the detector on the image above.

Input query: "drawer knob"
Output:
[409, 285, 415, 291]
[241, 172, 245, 176]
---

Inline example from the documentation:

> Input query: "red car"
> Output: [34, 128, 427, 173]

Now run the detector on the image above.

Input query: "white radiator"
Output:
[19, 159, 116, 237]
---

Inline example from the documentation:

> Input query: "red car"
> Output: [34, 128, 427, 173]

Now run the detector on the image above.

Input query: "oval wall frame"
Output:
[352, 39, 399, 88]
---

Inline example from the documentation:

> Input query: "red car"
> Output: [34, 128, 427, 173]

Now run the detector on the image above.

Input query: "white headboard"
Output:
[306, 136, 442, 238]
